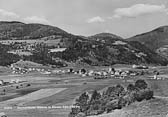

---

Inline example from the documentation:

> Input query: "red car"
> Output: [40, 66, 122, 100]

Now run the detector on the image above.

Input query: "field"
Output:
[0, 65, 168, 116]
[0, 39, 61, 46]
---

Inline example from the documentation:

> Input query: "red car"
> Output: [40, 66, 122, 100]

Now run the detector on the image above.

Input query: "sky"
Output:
[0, 0, 168, 38]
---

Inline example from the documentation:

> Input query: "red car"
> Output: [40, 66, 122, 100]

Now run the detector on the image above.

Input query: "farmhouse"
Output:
[0, 80, 4, 85]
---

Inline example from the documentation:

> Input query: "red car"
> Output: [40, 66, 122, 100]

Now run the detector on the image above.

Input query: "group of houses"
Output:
[93, 68, 143, 79]
[0, 79, 25, 86]
[9, 62, 164, 81]
[52, 67, 144, 79]
[10, 64, 48, 74]
[52, 68, 87, 76]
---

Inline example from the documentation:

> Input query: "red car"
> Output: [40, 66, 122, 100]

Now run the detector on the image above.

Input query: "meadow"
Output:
[0, 65, 167, 116]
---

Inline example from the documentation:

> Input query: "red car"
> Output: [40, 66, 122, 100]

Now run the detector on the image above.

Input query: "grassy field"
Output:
[0, 65, 167, 116]
[0, 39, 61, 46]
[89, 98, 168, 117]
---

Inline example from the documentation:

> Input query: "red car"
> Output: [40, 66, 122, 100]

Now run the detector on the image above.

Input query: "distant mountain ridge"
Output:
[127, 26, 168, 59]
[0, 21, 67, 40]
[88, 33, 123, 43]
[90, 32, 123, 39]
[128, 26, 168, 50]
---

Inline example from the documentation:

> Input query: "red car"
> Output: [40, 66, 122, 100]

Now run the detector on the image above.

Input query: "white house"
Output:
[0, 80, 4, 85]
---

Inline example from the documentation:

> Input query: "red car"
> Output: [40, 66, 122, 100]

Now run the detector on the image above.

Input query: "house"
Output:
[88, 70, 94, 76]
[132, 64, 148, 69]
[10, 79, 21, 83]
[0, 80, 4, 85]
[0, 112, 7, 117]
[114, 71, 120, 76]
[153, 75, 157, 79]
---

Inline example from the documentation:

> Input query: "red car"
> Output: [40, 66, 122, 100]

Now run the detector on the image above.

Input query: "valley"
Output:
[0, 21, 167, 117]
[0, 64, 166, 116]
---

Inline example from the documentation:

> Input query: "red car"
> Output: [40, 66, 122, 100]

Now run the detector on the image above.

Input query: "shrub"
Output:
[134, 89, 153, 101]
[127, 84, 137, 91]
[134, 90, 144, 102]
[69, 106, 81, 117]
[76, 112, 86, 117]
[144, 89, 154, 100]
[118, 97, 127, 109]
[106, 99, 119, 113]
[27, 84, 31, 87]
[135, 79, 148, 90]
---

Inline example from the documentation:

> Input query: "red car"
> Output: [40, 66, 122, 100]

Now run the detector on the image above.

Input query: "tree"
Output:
[115, 84, 125, 97]
[69, 92, 89, 117]
[75, 92, 89, 113]
[143, 89, 154, 100]
[69, 79, 154, 116]
[135, 79, 148, 90]
[106, 99, 119, 113]
[111, 68, 115, 72]
[127, 84, 137, 92]
[3, 89, 6, 95]
[118, 97, 127, 109]
[90, 90, 101, 103]
[81, 69, 86, 74]
[87, 90, 102, 115]
[69, 105, 81, 117]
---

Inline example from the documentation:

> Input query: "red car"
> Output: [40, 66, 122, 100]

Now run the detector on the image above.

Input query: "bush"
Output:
[135, 90, 144, 102]
[127, 84, 136, 91]
[118, 97, 127, 109]
[104, 84, 125, 97]
[76, 112, 86, 117]
[135, 79, 148, 90]
[27, 84, 31, 87]
[106, 99, 119, 113]
[134, 89, 154, 101]
[69, 107, 81, 117]
[144, 89, 154, 100]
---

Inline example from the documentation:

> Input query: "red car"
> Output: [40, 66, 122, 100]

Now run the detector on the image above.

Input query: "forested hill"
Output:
[0, 21, 167, 66]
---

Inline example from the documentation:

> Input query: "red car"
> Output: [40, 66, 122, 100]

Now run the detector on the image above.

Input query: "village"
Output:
[8, 61, 165, 81]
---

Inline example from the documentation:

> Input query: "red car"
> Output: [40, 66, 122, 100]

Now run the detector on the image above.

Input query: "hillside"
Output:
[0, 21, 68, 40]
[52, 33, 168, 66]
[127, 26, 168, 58]
[0, 21, 167, 66]
[89, 98, 168, 117]
[88, 33, 123, 43]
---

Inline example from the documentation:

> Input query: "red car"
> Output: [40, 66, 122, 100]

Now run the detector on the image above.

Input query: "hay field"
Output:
[0, 88, 66, 106]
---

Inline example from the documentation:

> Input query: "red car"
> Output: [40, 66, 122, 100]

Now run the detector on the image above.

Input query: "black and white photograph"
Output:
[0, 0, 168, 117]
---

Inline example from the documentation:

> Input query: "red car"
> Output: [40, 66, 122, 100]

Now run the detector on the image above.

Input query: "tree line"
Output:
[69, 79, 153, 117]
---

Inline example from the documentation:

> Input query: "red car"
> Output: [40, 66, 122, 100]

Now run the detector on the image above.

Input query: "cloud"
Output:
[0, 9, 51, 25]
[87, 16, 105, 23]
[0, 9, 20, 20]
[113, 4, 168, 18]
[23, 16, 50, 24]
